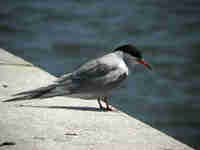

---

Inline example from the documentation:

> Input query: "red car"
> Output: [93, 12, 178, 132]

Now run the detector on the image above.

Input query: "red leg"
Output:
[97, 97, 104, 110]
[103, 96, 112, 111]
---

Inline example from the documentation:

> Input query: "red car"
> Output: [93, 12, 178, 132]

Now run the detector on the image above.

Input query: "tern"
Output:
[3, 44, 152, 111]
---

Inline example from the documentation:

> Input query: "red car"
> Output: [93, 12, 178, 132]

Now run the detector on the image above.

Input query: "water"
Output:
[0, 0, 200, 148]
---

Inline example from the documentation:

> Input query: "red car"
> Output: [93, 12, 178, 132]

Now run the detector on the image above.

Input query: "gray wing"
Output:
[55, 56, 127, 95]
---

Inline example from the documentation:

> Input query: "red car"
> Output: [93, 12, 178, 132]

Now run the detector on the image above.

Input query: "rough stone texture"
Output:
[0, 48, 193, 150]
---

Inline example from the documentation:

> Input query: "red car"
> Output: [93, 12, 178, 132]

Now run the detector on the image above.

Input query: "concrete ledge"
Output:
[0, 48, 193, 150]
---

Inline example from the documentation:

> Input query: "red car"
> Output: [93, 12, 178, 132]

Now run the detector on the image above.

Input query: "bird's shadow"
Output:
[17, 104, 110, 112]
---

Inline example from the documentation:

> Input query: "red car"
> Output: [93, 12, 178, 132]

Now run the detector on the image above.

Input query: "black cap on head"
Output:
[113, 44, 142, 59]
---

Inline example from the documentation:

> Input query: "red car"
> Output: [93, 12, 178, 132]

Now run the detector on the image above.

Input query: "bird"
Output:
[2, 44, 152, 111]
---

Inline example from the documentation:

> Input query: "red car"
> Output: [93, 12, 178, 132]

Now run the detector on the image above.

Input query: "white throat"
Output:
[114, 51, 138, 69]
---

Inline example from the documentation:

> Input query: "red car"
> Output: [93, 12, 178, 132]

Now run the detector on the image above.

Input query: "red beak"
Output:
[137, 59, 152, 70]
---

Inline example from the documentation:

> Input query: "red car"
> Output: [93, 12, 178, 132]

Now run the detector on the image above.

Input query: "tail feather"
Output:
[13, 84, 56, 96]
[3, 94, 41, 102]
[2, 84, 57, 102]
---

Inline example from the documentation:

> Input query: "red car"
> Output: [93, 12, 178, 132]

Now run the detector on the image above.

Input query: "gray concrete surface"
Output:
[0, 48, 193, 150]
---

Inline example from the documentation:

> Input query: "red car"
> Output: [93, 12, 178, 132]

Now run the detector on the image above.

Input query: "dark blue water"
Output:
[0, 0, 200, 149]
